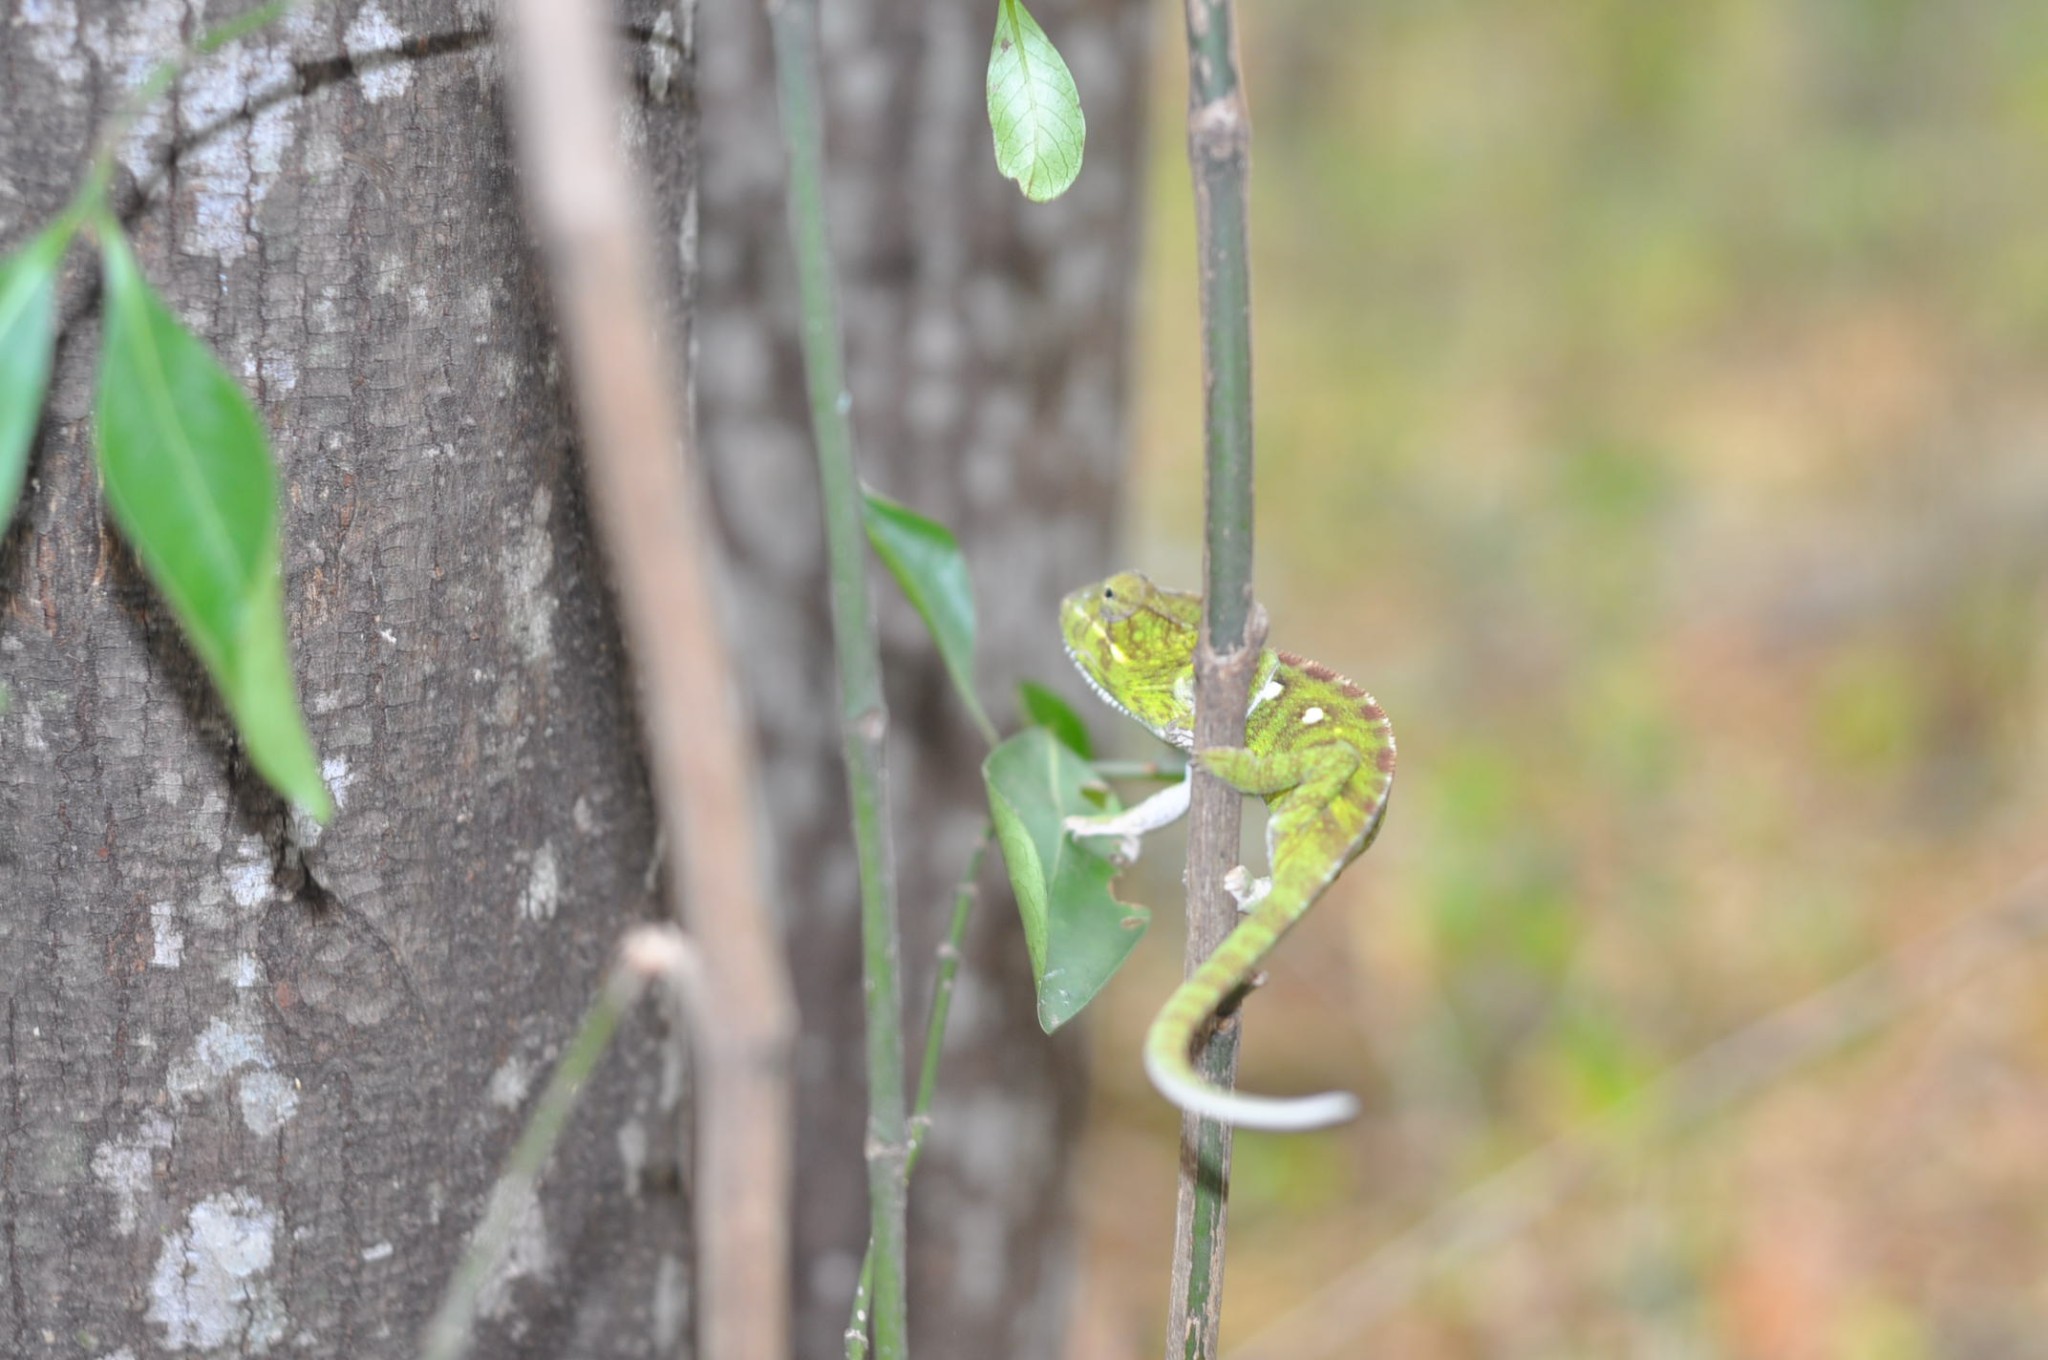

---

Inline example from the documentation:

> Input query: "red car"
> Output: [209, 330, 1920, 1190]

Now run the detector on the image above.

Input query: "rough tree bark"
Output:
[0, 0, 1147, 1355]
[2, 2, 702, 1353]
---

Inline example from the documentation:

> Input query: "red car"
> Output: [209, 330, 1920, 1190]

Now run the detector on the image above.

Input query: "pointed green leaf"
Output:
[862, 487, 997, 744]
[987, 0, 1086, 203]
[0, 222, 71, 536]
[1017, 680, 1093, 760]
[95, 228, 330, 821]
[984, 727, 1149, 1031]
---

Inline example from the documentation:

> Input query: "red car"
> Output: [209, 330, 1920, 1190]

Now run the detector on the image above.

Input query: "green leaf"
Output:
[983, 727, 1148, 1031]
[94, 227, 331, 821]
[862, 487, 997, 744]
[987, 0, 1086, 203]
[1017, 680, 1093, 760]
[0, 222, 71, 537]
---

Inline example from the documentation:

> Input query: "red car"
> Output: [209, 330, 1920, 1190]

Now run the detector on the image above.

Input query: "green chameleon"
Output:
[1060, 571, 1395, 1131]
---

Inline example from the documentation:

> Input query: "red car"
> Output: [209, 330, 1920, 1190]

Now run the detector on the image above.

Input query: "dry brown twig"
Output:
[498, 3, 798, 1358]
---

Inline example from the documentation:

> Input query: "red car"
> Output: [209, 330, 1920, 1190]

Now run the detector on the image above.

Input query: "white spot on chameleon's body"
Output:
[361, 1241, 395, 1263]
[1302, 706, 1325, 725]
[147, 1191, 287, 1351]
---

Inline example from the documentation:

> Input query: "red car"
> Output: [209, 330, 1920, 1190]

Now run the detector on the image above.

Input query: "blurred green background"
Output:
[1064, 2, 2048, 1356]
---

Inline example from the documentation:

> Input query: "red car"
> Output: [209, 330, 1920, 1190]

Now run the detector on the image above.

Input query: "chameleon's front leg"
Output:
[1062, 775, 1191, 864]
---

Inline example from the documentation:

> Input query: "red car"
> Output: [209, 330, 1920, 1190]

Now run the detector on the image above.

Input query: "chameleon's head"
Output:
[1060, 572, 1202, 746]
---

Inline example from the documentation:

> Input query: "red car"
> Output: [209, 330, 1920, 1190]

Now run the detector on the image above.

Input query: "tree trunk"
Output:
[695, 0, 1150, 1353]
[0, 0, 1147, 1355]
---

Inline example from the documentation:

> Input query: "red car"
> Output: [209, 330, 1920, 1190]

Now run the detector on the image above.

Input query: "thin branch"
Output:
[847, 829, 993, 1358]
[497, 5, 797, 1359]
[1170, 0, 1261, 1354]
[1227, 863, 2048, 1360]
[763, 0, 913, 1354]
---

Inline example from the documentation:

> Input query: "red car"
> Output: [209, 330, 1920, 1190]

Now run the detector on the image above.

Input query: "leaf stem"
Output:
[845, 829, 993, 1358]
[767, 0, 912, 1354]
[1169, 0, 1261, 1353]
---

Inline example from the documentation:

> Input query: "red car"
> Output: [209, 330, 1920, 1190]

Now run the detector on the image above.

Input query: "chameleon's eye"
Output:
[1103, 587, 1116, 600]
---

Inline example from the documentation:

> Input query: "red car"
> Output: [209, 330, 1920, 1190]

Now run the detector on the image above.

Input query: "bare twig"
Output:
[1169, 0, 1261, 1354]
[1228, 864, 2048, 1360]
[761, 0, 913, 1354]
[498, 5, 797, 1358]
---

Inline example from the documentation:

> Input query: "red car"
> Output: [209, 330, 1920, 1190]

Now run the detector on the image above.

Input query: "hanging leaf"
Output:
[0, 222, 71, 536]
[1017, 679, 1093, 760]
[984, 727, 1148, 1032]
[862, 487, 997, 744]
[94, 227, 331, 820]
[987, 0, 1086, 203]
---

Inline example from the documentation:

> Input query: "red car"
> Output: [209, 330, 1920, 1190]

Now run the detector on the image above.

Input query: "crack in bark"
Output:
[123, 20, 690, 223]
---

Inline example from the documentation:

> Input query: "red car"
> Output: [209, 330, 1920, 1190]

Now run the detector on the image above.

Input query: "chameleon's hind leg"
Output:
[1222, 865, 1272, 914]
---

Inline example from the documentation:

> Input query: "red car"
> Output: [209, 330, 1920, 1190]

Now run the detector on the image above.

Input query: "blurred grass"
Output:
[1066, 1, 2048, 1356]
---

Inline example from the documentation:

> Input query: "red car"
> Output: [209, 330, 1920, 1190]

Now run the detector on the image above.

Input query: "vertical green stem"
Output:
[1170, 0, 1261, 1355]
[1185, 4, 1256, 652]
[766, 1, 912, 1355]
[847, 830, 993, 1358]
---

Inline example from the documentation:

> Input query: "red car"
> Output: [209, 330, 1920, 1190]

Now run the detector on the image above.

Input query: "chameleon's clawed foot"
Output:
[1222, 865, 1272, 914]
[1064, 815, 1142, 867]
[1248, 968, 1270, 991]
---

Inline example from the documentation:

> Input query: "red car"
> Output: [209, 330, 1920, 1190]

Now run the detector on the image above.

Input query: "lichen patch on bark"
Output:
[146, 1191, 288, 1352]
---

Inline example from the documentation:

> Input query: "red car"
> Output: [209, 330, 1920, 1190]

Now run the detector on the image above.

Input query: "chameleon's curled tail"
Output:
[1141, 894, 1361, 1132]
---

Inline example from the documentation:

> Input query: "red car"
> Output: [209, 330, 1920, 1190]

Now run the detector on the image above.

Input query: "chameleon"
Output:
[1060, 570, 1395, 1131]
